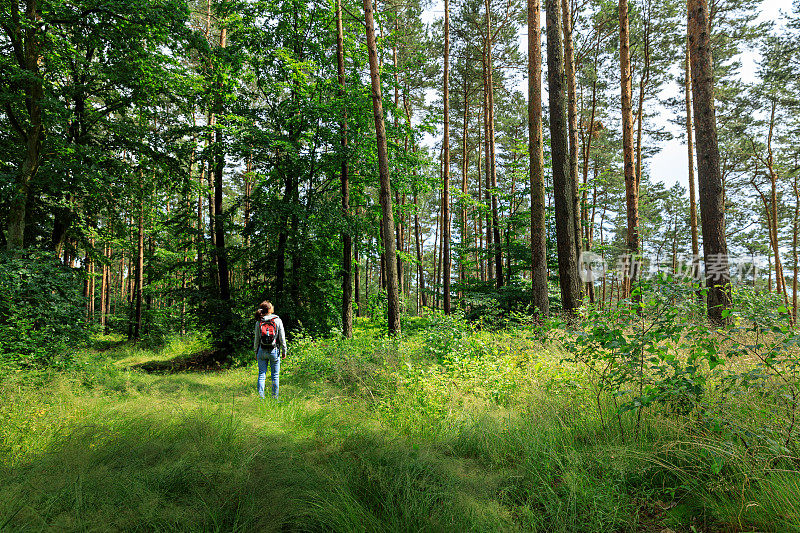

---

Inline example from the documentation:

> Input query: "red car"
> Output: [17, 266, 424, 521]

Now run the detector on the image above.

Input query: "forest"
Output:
[1, 0, 800, 530]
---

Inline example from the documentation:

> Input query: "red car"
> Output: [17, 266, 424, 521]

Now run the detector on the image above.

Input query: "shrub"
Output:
[567, 275, 719, 436]
[0, 249, 88, 368]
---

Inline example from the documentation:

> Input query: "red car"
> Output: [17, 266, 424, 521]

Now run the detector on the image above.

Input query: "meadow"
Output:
[1, 315, 798, 532]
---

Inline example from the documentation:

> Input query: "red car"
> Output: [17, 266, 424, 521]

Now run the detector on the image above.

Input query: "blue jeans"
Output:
[257, 346, 281, 399]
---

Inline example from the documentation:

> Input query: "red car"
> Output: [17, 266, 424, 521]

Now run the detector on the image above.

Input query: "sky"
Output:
[649, 0, 793, 190]
[420, 0, 795, 192]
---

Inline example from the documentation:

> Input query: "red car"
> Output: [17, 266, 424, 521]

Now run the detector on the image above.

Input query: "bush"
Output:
[0, 249, 88, 368]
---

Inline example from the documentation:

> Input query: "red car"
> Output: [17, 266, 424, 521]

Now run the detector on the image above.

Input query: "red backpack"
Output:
[259, 317, 278, 349]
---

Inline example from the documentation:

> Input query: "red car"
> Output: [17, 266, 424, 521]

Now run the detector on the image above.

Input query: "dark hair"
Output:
[253, 300, 274, 320]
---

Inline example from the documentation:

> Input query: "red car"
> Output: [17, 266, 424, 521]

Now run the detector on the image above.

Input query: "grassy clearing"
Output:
[1, 319, 798, 532]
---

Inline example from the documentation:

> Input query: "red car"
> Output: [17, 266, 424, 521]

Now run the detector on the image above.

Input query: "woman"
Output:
[253, 300, 287, 399]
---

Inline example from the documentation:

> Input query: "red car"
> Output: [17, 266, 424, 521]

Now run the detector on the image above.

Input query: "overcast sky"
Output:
[420, 0, 795, 192]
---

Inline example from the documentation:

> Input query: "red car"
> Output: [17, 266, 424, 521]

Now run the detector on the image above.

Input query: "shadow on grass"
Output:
[88, 336, 127, 352]
[132, 349, 230, 374]
[0, 407, 511, 532]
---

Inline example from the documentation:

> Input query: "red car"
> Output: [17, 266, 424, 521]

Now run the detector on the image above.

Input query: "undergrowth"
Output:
[0, 316, 798, 532]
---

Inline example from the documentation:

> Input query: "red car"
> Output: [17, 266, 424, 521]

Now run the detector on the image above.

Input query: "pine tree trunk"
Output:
[133, 177, 145, 341]
[688, 0, 731, 323]
[477, 139, 485, 282]
[529, 0, 549, 315]
[619, 0, 639, 297]
[414, 190, 427, 311]
[546, 0, 581, 312]
[435, 189, 442, 309]
[364, 0, 401, 334]
[764, 101, 790, 307]
[792, 172, 799, 322]
[561, 0, 581, 261]
[635, 1, 652, 201]
[484, 0, 503, 287]
[355, 238, 361, 317]
[337, 0, 353, 337]
[581, 35, 600, 248]
[365, 250, 371, 317]
[196, 159, 205, 289]
[685, 39, 701, 291]
[443, 0, 452, 313]
[461, 72, 470, 299]
[214, 28, 231, 306]
[100, 244, 108, 328]
[482, 53, 492, 283]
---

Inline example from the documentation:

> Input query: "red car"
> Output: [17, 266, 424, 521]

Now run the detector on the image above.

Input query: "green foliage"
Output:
[713, 285, 800, 451]
[0, 250, 87, 368]
[1, 320, 799, 531]
[461, 277, 559, 325]
[567, 275, 718, 432]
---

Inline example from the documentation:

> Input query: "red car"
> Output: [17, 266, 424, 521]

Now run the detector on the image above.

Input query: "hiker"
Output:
[253, 300, 287, 399]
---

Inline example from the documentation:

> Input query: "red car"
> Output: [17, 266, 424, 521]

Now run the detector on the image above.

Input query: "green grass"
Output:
[0, 323, 798, 532]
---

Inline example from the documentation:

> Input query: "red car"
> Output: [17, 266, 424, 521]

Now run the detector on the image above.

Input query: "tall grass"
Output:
[1, 322, 798, 532]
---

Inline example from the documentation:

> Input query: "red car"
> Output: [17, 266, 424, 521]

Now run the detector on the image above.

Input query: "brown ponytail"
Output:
[253, 300, 274, 320]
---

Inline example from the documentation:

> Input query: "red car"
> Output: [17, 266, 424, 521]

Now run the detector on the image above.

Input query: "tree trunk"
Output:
[619, 0, 639, 296]
[482, 51, 491, 283]
[336, 0, 353, 337]
[132, 178, 145, 341]
[460, 72, 470, 299]
[365, 250, 371, 317]
[561, 0, 581, 261]
[529, 0, 549, 316]
[635, 0, 652, 201]
[487, 0, 503, 287]
[581, 35, 601, 251]
[213, 28, 231, 310]
[792, 171, 799, 322]
[546, 0, 581, 312]
[5, 0, 43, 250]
[764, 101, 789, 306]
[688, 0, 731, 323]
[364, 0, 401, 334]
[355, 237, 361, 317]
[443, 0, 452, 314]
[685, 38, 701, 289]
[100, 243, 108, 328]
[435, 189, 442, 309]
[414, 190, 427, 311]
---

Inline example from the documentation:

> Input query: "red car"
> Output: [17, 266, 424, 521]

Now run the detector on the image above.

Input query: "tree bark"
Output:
[355, 236, 361, 317]
[460, 71, 470, 299]
[484, 0, 503, 287]
[5, 0, 44, 250]
[414, 190, 427, 311]
[635, 0, 652, 201]
[132, 174, 145, 341]
[482, 46, 492, 283]
[688, 0, 731, 323]
[213, 27, 231, 307]
[443, 0, 452, 314]
[336, 0, 353, 337]
[793, 171, 799, 322]
[529, 0, 549, 315]
[561, 0, 581, 261]
[364, 0, 401, 334]
[546, 0, 581, 312]
[581, 34, 601, 250]
[619, 0, 639, 296]
[100, 243, 108, 328]
[685, 38, 701, 288]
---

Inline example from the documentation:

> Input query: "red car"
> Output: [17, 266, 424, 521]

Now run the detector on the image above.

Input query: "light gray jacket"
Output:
[254, 314, 287, 356]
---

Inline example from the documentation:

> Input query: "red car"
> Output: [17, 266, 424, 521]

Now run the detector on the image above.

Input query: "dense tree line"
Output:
[2, 0, 799, 362]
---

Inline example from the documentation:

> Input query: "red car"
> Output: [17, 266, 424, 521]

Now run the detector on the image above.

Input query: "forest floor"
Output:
[0, 317, 798, 532]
